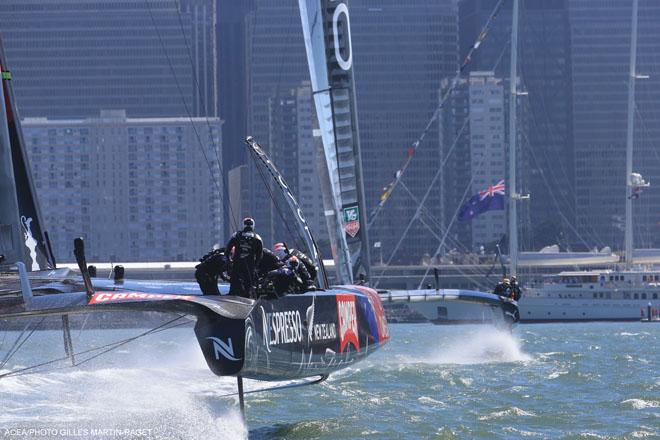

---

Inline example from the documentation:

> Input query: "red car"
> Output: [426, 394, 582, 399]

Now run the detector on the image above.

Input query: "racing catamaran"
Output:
[0, 29, 388, 418]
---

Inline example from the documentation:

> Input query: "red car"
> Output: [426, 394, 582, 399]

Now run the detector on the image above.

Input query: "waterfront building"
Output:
[23, 110, 223, 262]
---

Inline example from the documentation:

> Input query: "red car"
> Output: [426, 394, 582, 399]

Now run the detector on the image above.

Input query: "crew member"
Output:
[225, 217, 263, 297]
[509, 276, 522, 301]
[194, 247, 228, 295]
[493, 277, 511, 298]
[286, 255, 314, 291]
[273, 242, 318, 284]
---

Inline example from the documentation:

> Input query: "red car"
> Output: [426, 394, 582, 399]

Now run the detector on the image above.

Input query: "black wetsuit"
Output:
[282, 249, 317, 289]
[194, 248, 228, 295]
[493, 282, 510, 298]
[225, 228, 263, 297]
[288, 249, 317, 281]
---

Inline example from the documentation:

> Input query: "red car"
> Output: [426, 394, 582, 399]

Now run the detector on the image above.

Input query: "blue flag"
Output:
[458, 180, 505, 221]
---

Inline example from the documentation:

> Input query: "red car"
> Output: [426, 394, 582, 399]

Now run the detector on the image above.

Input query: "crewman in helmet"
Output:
[285, 255, 314, 291]
[273, 242, 318, 285]
[493, 277, 511, 298]
[225, 217, 263, 297]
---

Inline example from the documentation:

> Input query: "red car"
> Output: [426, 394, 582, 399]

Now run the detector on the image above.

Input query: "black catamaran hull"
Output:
[0, 282, 389, 381]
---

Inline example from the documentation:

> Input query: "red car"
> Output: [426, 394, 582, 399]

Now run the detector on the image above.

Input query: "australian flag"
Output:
[458, 180, 505, 221]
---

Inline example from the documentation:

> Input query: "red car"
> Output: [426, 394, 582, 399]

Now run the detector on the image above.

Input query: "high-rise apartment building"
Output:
[23, 110, 223, 262]
[468, 72, 507, 248]
[570, 1, 660, 250]
[459, 0, 574, 250]
[0, 0, 216, 119]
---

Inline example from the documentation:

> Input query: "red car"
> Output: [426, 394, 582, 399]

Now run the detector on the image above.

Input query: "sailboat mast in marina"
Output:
[624, 0, 650, 269]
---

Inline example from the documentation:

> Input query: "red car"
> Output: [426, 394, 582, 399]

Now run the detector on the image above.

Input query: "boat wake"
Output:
[0, 330, 248, 439]
[426, 327, 532, 365]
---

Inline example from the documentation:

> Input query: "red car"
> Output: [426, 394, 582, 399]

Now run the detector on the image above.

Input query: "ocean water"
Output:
[0, 322, 657, 439]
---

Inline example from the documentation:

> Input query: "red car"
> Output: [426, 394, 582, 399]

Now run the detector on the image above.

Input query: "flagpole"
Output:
[508, 0, 520, 277]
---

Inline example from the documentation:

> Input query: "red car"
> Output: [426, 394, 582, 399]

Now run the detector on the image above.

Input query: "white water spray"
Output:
[427, 327, 531, 365]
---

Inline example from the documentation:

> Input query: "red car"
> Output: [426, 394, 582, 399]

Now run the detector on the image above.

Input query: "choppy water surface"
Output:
[0, 322, 657, 439]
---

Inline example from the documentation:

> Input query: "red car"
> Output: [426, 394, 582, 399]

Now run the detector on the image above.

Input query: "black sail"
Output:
[0, 37, 53, 270]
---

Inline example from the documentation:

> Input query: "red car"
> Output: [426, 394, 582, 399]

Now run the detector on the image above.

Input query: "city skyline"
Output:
[1, 0, 659, 263]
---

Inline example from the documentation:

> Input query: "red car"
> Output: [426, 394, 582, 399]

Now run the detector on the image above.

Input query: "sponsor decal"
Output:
[336, 294, 360, 353]
[20, 216, 38, 271]
[206, 337, 241, 361]
[261, 308, 303, 350]
[88, 292, 194, 304]
[313, 322, 337, 342]
[331, 2, 353, 71]
[343, 206, 360, 238]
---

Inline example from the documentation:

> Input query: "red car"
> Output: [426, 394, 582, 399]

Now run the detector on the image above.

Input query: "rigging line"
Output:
[517, 73, 574, 215]
[418, 217, 491, 291]
[15, 318, 192, 379]
[369, 0, 506, 227]
[369, 36, 510, 230]
[398, 182, 491, 291]
[0, 317, 46, 370]
[247, 147, 306, 251]
[173, 3, 238, 232]
[417, 154, 489, 290]
[144, 0, 224, 203]
[374, 150, 488, 288]
[0, 315, 186, 380]
[516, 12, 605, 249]
[0, 321, 30, 367]
[518, 7, 576, 196]
[400, 186, 487, 282]
[521, 131, 594, 250]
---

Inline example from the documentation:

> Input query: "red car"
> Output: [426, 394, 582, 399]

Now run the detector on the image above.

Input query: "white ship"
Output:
[519, 269, 659, 322]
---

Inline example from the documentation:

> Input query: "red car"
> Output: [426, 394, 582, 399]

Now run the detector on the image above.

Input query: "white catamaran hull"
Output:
[380, 289, 518, 326]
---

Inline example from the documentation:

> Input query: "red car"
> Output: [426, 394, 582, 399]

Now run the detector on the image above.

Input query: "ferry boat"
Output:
[519, 270, 660, 322]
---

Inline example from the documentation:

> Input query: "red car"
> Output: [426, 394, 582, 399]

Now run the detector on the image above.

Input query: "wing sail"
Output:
[298, 0, 371, 283]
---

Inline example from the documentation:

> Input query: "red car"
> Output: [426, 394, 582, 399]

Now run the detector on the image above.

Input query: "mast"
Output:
[624, 0, 639, 270]
[508, 0, 520, 277]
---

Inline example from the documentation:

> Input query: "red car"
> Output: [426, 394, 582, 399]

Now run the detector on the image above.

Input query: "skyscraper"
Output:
[459, 0, 574, 250]
[570, 1, 660, 250]
[0, 0, 216, 119]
